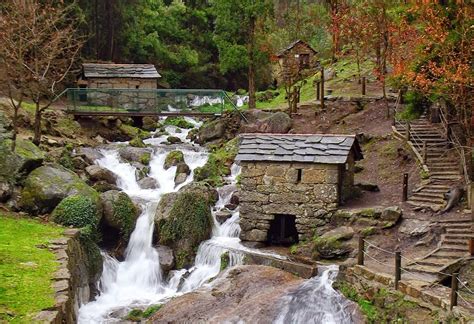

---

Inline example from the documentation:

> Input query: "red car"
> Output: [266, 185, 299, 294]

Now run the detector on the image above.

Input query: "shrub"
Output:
[51, 195, 98, 231]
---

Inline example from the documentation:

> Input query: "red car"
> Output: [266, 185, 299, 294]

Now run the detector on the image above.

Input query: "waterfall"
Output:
[274, 265, 355, 324]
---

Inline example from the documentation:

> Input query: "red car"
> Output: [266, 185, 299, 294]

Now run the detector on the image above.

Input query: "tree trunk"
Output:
[33, 103, 42, 146]
[248, 17, 256, 109]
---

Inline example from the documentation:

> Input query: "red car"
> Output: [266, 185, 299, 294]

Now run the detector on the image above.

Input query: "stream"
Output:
[77, 117, 355, 323]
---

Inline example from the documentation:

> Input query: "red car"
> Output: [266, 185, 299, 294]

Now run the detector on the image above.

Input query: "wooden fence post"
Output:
[450, 273, 458, 310]
[362, 77, 366, 96]
[402, 173, 409, 202]
[358, 237, 365, 265]
[316, 81, 320, 100]
[395, 251, 401, 290]
[405, 122, 411, 141]
[320, 68, 325, 110]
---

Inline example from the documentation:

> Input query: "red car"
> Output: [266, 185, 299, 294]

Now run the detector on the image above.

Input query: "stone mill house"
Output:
[236, 134, 363, 245]
[76, 63, 161, 111]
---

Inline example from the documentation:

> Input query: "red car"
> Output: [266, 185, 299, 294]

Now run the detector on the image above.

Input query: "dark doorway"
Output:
[267, 214, 299, 245]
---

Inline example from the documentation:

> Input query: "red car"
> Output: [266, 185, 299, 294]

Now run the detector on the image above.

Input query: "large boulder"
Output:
[85, 165, 117, 185]
[0, 139, 45, 185]
[312, 226, 354, 260]
[118, 147, 153, 164]
[75, 147, 104, 165]
[100, 190, 139, 241]
[20, 164, 99, 215]
[138, 177, 159, 190]
[154, 183, 217, 268]
[50, 195, 101, 231]
[241, 110, 292, 134]
[196, 119, 226, 144]
[156, 245, 175, 273]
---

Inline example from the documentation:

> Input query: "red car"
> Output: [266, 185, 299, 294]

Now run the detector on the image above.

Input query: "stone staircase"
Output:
[394, 116, 462, 211]
[404, 218, 472, 281]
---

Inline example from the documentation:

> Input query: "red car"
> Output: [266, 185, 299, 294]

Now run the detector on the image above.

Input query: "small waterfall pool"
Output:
[77, 117, 356, 323]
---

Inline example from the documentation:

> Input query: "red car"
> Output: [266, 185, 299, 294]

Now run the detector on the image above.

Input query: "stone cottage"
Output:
[236, 134, 363, 244]
[274, 40, 319, 85]
[76, 63, 161, 111]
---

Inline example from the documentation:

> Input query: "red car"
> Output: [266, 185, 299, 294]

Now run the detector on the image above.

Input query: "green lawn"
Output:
[0, 215, 63, 323]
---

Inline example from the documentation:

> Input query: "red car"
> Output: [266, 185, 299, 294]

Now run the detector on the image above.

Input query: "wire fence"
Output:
[359, 238, 474, 310]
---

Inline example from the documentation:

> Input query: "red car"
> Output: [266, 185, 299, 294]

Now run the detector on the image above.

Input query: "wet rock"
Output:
[167, 136, 182, 144]
[174, 173, 188, 186]
[399, 219, 431, 237]
[150, 265, 304, 323]
[92, 181, 121, 193]
[71, 156, 88, 170]
[230, 192, 239, 205]
[142, 116, 159, 131]
[138, 177, 159, 190]
[85, 165, 117, 185]
[156, 245, 175, 272]
[133, 163, 151, 181]
[174, 162, 191, 186]
[225, 203, 238, 211]
[19, 164, 98, 215]
[242, 229, 268, 242]
[312, 226, 354, 259]
[118, 147, 153, 164]
[75, 147, 104, 164]
[129, 137, 146, 148]
[100, 190, 139, 241]
[215, 210, 233, 224]
[164, 151, 184, 170]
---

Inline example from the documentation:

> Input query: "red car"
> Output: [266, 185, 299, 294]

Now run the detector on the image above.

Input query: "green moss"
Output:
[143, 304, 162, 318]
[119, 124, 151, 140]
[140, 152, 151, 165]
[7, 139, 45, 161]
[126, 309, 143, 321]
[112, 193, 137, 240]
[58, 146, 74, 170]
[359, 208, 377, 218]
[361, 226, 376, 237]
[55, 117, 81, 138]
[420, 169, 430, 179]
[164, 150, 184, 169]
[194, 138, 239, 186]
[129, 137, 146, 148]
[220, 252, 230, 271]
[0, 215, 63, 323]
[163, 117, 194, 129]
[51, 195, 99, 229]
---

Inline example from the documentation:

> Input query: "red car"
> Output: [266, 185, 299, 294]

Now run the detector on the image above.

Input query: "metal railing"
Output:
[59, 88, 246, 120]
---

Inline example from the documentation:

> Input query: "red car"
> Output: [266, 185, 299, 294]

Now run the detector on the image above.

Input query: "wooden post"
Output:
[316, 81, 320, 101]
[362, 77, 366, 96]
[395, 251, 401, 290]
[320, 68, 325, 110]
[405, 122, 411, 141]
[450, 273, 458, 310]
[402, 173, 409, 202]
[423, 141, 427, 164]
[358, 237, 365, 265]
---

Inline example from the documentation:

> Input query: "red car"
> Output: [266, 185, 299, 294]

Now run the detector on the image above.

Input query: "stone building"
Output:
[274, 40, 319, 85]
[76, 63, 161, 111]
[236, 134, 363, 244]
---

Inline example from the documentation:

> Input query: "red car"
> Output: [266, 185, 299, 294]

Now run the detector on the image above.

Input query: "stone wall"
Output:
[341, 153, 355, 202]
[239, 161, 340, 242]
[34, 229, 102, 324]
[84, 78, 157, 111]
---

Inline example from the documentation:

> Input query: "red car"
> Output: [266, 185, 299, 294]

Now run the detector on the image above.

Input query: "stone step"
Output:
[445, 228, 472, 234]
[442, 239, 470, 246]
[439, 244, 469, 252]
[422, 188, 449, 194]
[429, 167, 459, 172]
[409, 196, 445, 204]
[412, 192, 445, 200]
[431, 171, 461, 176]
[406, 201, 442, 210]
[414, 258, 455, 268]
[430, 251, 467, 259]
[430, 175, 462, 181]
[444, 233, 474, 240]
[405, 264, 443, 275]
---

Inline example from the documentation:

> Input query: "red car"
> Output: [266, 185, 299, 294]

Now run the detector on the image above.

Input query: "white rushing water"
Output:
[78, 118, 271, 322]
[274, 265, 356, 324]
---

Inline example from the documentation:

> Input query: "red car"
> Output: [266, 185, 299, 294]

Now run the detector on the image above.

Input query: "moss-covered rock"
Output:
[164, 150, 184, 170]
[140, 152, 152, 165]
[119, 124, 151, 140]
[118, 147, 153, 164]
[312, 226, 354, 260]
[167, 136, 182, 144]
[100, 190, 138, 241]
[155, 185, 214, 268]
[163, 117, 194, 129]
[50, 195, 101, 232]
[129, 137, 146, 148]
[142, 116, 159, 131]
[0, 139, 45, 184]
[20, 164, 99, 215]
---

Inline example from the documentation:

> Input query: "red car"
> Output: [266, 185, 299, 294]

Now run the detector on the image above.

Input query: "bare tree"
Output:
[0, 0, 84, 146]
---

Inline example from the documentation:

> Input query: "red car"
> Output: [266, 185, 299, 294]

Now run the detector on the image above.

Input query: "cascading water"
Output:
[78, 117, 354, 323]
[274, 265, 356, 324]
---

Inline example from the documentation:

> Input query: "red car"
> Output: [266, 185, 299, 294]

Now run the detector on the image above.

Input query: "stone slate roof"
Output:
[236, 134, 363, 164]
[277, 39, 318, 57]
[82, 63, 161, 79]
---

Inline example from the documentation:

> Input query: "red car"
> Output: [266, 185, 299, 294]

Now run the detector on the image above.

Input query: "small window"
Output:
[296, 169, 302, 182]
[299, 54, 310, 68]
[135, 85, 140, 89]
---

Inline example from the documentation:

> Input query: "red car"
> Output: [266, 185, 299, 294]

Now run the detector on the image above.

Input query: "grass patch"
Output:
[0, 215, 63, 323]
